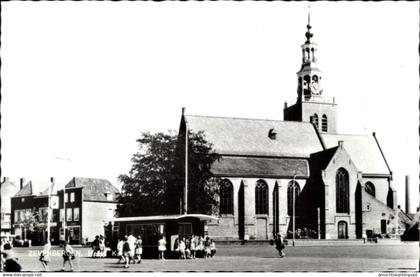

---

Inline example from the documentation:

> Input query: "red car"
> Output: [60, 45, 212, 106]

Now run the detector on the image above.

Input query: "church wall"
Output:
[323, 146, 359, 239]
[301, 101, 337, 133]
[361, 190, 398, 237]
[207, 177, 309, 240]
[361, 177, 390, 206]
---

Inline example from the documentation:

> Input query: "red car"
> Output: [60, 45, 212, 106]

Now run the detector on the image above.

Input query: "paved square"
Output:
[5, 242, 418, 272]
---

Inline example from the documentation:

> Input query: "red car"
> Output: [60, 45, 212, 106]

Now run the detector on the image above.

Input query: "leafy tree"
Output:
[117, 130, 220, 217]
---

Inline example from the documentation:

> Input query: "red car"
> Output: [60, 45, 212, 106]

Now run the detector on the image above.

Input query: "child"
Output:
[178, 237, 186, 259]
[275, 233, 285, 258]
[134, 236, 143, 264]
[98, 235, 106, 258]
[185, 237, 191, 259]
[62, 241, 74, 271]
[190, 235, 196, 259]
[116, 239, 126, 264]
[158, 236, 166, 260]
[210, 239, 216, 258]
[39, 241, 51, 271]
[204, 237, 211, 259]
[122, 236, 135, 268]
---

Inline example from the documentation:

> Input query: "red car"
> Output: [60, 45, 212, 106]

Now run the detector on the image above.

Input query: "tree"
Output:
[16, 210, 46, 241]
[117, 130, 220, 217]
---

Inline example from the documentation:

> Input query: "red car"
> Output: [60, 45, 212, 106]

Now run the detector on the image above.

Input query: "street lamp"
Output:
[292, 174, 297, 247]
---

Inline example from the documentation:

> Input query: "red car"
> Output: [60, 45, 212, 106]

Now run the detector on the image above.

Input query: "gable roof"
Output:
[183, 115, 324, 158]
[211, 156, 309, 178]
[309, 146, 339, 171]
[321, 133, 390, 175]
[14, 180, 50, 197]
[65, 177, 119, 202]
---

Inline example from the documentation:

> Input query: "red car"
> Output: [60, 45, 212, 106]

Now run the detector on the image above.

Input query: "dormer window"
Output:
[105, 191, 112, 201]
[268, 128, 277, 140]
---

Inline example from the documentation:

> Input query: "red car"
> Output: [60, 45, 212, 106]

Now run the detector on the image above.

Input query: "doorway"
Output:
[338, 221, 348, 239]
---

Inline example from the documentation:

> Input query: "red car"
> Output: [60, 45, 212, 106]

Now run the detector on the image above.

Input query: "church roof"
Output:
[321, 133, 390, 175]
[184, 115, 323, 158]
[211, 156, 309, 178]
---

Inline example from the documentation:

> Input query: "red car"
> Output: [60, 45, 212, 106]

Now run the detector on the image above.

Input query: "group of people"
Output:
[173, 235, 216, 259]
[38, 240, 75, 271]
[91, 235, 107, 258]
[116, 234, 143, 268]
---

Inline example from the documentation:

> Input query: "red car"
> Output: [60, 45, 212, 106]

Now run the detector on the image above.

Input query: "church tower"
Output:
[284, 14, 337, 133]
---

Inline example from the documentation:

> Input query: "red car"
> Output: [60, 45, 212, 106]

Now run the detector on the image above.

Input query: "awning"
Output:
[112, 214, 218, 223]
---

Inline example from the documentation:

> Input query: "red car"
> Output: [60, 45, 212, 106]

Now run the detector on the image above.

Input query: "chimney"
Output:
[405, 175, 410, 214]
[284, 102, 288, 109]
[338, 141, 344, 149]
[182, 107, 186, 115]
[20, 178, 26, 190]
[3, 177, 10, 183]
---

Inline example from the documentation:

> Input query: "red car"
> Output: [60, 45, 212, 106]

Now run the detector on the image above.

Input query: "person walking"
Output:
[158, 236, 166, 260]
[98, 235, 106, 258]
[61, 241, 75, 271]
[134, 236, 143, 264]
[39, 241, 51, 271]
[275, 233, 285, 258]
[91, 235, 100, 258]
[116, 239, 126, 264]
[122, 236, 135, 268]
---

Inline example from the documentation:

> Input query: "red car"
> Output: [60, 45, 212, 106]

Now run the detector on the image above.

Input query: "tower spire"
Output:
[305, 4, 313, 43]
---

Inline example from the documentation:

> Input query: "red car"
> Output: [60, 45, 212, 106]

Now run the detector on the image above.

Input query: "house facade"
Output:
[10, 177, 119, 245]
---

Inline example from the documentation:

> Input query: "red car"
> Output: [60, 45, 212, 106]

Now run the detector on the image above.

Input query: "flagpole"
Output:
[184, 108, 188, 215]
[47, 177, 53, 242]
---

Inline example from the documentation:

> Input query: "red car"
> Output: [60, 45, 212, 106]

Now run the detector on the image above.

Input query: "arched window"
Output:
[287, 181, 301, 216]
[365, 182, 376, 197]
[219, 179, 234, 215]
[311, 114, 319, 128]
[255, 180, 268, 215]
[322, 114, 328, 132]
[336, 168, 349, 213]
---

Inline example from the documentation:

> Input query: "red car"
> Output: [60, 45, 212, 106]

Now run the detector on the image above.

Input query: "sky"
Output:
[1, 2, 418, 212]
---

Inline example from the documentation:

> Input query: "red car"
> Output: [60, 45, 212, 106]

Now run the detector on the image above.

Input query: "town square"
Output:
[1, 1, 418, 274]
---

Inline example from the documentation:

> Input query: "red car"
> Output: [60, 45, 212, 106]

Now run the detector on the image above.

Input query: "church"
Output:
[178, 20, 403, 240]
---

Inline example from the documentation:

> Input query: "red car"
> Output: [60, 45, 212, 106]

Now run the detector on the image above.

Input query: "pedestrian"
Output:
[158, 236, 166, 260]
[39, 240, 51, 271]
[204, 237, 211, 259]
[362, 232, 367, 244]
[210, 239, 216, 258]
[122, 235, 135, 268]
[185, 237, 191, 259]
[197, 236, 204, 258]
[178, 237, 186, 259]
[116, 239, 126, 264]
[190, 235, 197, 259]
[91, 235, 100, 258]
[61, 241, 75, 271]
[275, 233, 285, 258]
[99, 235, 106, 258]
[134, 236, 143, 264]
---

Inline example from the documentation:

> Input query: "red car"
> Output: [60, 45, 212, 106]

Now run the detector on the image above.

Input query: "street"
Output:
[5, 242, 419, 272]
